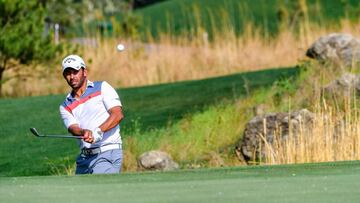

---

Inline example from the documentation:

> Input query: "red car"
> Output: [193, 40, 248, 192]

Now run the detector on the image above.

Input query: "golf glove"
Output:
[92, 127, 104, 143]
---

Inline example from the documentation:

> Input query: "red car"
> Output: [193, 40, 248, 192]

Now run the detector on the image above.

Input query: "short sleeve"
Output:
[101, 81, 122, 110]
[59, 105, 78, 129]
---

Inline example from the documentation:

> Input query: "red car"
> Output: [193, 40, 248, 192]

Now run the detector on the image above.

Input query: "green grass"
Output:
[121, 67, 299, 132]
[135, 0, 360, 39]
[123, 103, 246, 168]
[1, 161, 360, 203]
[0, 67, 298, 177]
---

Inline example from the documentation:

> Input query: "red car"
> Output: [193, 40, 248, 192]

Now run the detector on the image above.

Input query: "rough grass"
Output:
[259, 63, 360, 165]
[4, 19, 360, 97]
[123, 103, 247, 171]
[136, 0, 360, 38]
[263, 100, 360, 164]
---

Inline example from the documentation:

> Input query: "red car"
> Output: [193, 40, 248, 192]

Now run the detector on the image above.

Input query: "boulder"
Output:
[138, 150, 179, 171]
[236, 109, 314, 163]
[306, 33, 360, 67]
[324, 73, 360, 98]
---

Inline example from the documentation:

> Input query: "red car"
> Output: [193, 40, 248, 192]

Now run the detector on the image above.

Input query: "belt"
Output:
[81, 144, 120, 156]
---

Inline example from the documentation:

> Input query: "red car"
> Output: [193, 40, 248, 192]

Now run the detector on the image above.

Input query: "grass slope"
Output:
[1, 161, 360, 203]
[136, 0, 360, 38]
[0, 67, 298, 177]
[121, 67, 298, 132]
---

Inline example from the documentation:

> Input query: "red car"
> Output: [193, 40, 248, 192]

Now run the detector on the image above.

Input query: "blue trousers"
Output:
[75, 149, 122, 174]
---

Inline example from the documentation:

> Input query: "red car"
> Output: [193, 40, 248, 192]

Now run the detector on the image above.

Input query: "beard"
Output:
[67, 73, 86, 90]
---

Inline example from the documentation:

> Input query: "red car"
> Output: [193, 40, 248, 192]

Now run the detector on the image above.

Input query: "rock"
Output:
[324, 73, 360, 98]
[138, 150, 179, 171]
[306, 33, 360, 67]
[236, 109, 314, 162]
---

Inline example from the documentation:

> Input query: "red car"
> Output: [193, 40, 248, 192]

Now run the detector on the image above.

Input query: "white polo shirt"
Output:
[59, 80, 122, 149]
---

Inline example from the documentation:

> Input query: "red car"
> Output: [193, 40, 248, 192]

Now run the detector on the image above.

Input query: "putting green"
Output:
[1, 161, 360, 203]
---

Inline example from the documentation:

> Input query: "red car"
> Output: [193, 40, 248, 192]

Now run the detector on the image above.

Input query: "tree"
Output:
[0, 0, 58, 96]
[40, 0, 134, 38]
[40, 0, 84, 29]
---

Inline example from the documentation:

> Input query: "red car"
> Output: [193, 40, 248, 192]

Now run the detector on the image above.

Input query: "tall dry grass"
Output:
[86, 28, 308, 88]
[262, 97, 360, 165]
[82, 20, 360, 89]
[3, 20, 360, 97]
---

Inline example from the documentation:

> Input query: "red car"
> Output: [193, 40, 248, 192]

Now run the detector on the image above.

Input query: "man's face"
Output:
[63, 68, 87, 89]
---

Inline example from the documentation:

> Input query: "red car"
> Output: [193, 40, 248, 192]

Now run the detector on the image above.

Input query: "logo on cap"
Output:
[65, 58, 76, 63]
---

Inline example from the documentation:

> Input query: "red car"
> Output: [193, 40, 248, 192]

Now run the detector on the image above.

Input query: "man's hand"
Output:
[68, 125, 103, 143]
[82, 129, 94, 143]
[92, 127, 104, 143]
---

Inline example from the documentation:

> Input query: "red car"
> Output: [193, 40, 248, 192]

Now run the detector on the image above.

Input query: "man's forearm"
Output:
[99, 106, 124, 133]
[68, 124, 85, 136]
[68, 124, 94, 143]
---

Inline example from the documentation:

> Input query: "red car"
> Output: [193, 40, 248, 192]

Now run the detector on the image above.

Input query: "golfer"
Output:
[59, 54, 124, 174]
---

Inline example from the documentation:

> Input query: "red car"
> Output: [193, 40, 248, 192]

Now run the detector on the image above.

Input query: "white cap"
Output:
[62, 55, 86, 72]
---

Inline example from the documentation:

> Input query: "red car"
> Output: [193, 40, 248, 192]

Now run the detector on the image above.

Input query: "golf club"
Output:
[30, 127, 84, 139]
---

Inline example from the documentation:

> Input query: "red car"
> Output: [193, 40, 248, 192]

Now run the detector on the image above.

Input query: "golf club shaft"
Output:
[39, 134, 84, 139]
[30, 127, 83, 139]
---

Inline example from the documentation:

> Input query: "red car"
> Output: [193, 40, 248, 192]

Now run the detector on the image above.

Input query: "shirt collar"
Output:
[66, 80, 94, 101]
[87, 80, 94, 87]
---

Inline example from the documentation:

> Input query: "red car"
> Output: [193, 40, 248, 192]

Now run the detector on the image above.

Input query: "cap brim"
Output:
[62, 66, 82, 72]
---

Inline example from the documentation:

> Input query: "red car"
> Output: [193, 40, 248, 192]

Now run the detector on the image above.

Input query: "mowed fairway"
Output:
[1, 161, 360, 203]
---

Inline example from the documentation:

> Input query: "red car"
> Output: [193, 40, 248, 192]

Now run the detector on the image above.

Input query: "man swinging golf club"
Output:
[59, 54, 124, 174]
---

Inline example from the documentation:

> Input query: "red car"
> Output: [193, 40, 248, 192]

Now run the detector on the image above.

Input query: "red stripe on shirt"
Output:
[64, 91, 101, 113]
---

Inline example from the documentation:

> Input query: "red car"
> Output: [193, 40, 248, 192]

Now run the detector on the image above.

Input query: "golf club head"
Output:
[30, 127, 41, 137]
